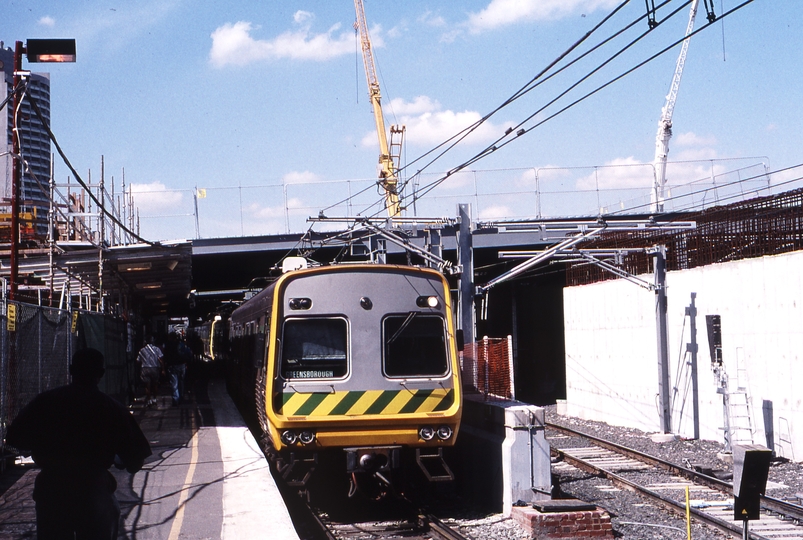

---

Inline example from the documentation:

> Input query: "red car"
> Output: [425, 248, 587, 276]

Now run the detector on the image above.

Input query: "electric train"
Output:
[226, 262, 463, 494]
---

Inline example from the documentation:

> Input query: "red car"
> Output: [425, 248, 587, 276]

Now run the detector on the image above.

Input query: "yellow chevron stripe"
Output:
[280, 388, 454, 416]
[346, 390, 385, 415]
[381, 391, 415, 415]
[281, 392, 309, 415]
[422, 389, 450, 411]
[310, 392, 346, 416]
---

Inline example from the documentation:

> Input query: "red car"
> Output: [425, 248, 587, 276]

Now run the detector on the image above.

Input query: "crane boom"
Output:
[651, 0, 700, 213]
[354, 0, 403, 218]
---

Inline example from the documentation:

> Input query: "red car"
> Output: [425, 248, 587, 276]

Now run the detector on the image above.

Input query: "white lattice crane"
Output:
[651, 0, 704, 213]
[354, 0, 405, 218]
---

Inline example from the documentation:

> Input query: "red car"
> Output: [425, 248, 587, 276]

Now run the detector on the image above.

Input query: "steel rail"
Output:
[422, 513, 470, 540]
[552, 444, 770, 539]
[547, 422, 803, 522]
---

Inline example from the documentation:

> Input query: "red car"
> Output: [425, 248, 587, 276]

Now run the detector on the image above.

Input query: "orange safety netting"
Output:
[461, 336, 514, 401]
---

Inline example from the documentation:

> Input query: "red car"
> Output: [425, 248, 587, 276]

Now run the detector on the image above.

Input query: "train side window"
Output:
[281, 318, 348, 379]
[383, 313, 448, 377]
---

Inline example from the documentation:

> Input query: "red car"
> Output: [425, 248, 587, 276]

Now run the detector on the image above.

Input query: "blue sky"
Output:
[5, 0, 801, 241]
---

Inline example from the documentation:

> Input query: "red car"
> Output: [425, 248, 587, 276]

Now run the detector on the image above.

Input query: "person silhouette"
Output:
[5, 348, 152, 540]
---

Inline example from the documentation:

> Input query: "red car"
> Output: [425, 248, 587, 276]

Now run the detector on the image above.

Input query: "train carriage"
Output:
[228, 262, 462, 492]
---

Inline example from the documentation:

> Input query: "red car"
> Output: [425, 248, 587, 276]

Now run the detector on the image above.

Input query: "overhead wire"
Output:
[405, 0, 696, 205]
[357, 0, 671, 215]
[406, 0, 756, 208]
[318, 0, 640, 223]
[25, 92, 157, 246]
[396, 0, 641, 192]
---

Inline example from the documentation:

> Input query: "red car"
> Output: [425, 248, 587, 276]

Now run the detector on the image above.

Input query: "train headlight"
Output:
[280, 430, 298, 445]
[416, 296, 440, 308]
[436, 425, 453, 440]
[419, 426, 435, 441]
[298, 430, 316, 445]
[288, 297, 312, 310]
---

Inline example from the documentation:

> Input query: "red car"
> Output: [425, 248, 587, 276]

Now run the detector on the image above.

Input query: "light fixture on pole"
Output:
[9, 38, 75, 301]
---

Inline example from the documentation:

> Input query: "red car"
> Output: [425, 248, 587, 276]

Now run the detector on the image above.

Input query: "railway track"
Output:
[547, 422, 803, 539]
[318, 512, 469, 540]
[297, 490, 469, 540]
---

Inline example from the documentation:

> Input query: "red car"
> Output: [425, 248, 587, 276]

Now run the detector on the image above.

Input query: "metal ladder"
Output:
[727, 349, 754, 446]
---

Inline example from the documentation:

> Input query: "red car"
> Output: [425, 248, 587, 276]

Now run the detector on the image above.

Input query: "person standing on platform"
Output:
[136, 336, 164, 407]
[163, 332, 192, 406]
[5, 348, 152, 540]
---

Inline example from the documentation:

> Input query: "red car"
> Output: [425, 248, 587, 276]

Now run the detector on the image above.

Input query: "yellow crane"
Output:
[354, 0, 405, 218]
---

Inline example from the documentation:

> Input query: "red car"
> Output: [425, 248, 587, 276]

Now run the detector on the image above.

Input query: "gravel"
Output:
[302, 407, 803, 539]
[544, 404, 803, 539]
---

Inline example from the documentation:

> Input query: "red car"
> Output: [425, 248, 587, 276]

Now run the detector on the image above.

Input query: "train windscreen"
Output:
[383, 313, 448, 377]
[281, 318, 348, 379]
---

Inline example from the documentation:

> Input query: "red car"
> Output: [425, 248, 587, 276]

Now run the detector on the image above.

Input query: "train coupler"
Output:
[345, 446, 401, 474]
[276, 451, 317, 487]
[416, 448, 454, 482]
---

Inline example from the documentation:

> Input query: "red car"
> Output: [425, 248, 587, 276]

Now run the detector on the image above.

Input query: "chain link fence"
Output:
[0, 302, 131, 466]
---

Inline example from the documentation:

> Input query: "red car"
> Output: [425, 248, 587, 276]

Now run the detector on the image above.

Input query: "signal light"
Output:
[419, 426, 435, 441]
[298, 431, 315, 445]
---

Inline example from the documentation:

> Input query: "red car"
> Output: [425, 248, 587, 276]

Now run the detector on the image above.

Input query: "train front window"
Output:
[383, 313, 448, 377]
[281, 318, 348, 379]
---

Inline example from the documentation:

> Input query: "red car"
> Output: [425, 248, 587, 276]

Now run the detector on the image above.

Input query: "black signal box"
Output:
[732, 444, 772, 521]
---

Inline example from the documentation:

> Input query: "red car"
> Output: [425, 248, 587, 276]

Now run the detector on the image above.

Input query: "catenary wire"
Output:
[397, 0, 642, 190]
[324, 0, 644, 224]
[26, 92, 157, 246]
[406, 0, 755, 208]
[406, 0, 698, 205]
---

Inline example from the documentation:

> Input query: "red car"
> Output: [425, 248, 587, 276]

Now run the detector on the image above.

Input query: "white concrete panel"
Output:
[564, 250, 803, 461]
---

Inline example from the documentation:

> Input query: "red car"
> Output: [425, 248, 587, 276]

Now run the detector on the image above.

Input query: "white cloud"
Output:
[572, 137, 722, 191]
[671, 131, 718, 161]
[419, 10, 446, 28]
[209, 13, 361, 68]
[238, 197, 310, 235]
[131, 182, 184, 214]
[294, 10, 313, 25]
[361, 96, 505, 147]
[467, 0, 620, 33]
[479, 204, 512, 219]
[575, 157, 653, 190]
[38, 16, 56, 28]
[675, 131, 717, 148]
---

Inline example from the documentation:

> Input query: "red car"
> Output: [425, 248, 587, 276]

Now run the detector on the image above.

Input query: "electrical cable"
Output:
[407, 0, 709, 205]
[0, 79, 26, 114]
[323, 0, 666, 221]
[374, 0, 681, 214]
[397, 0, 643, 190]
[25, 92, 157, 246]
[407, 0, 757, 208]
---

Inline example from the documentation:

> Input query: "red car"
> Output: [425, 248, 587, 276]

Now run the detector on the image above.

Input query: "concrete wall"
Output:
[456, 396, 552, 515]
[563, 250, 803, 461]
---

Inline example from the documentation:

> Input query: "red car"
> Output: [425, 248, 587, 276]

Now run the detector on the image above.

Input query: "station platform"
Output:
[0, 377, 299, 539]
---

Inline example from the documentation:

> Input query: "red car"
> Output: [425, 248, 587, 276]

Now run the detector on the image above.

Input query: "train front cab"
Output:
[263, 265, 462, 487]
